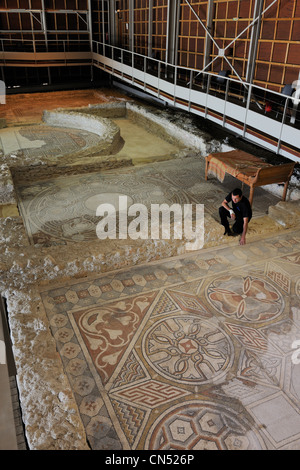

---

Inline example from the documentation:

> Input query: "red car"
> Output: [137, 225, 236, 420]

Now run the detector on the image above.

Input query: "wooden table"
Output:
[205, 150, 295, 206]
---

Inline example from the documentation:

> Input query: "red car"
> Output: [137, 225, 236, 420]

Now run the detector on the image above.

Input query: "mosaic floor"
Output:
[112, 118, 180, 163]
[0, 88, 127, 126]
[0, 125, 102, 158]
[40, 228, 300, 450]
[2, 89, 300, 451]
[16, 157, 280, 246]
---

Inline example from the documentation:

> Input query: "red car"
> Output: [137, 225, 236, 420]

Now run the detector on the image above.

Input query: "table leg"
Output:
[205, 158, 209, 180]
[282, 180, 289, 201]
[249, 186, 254, 206]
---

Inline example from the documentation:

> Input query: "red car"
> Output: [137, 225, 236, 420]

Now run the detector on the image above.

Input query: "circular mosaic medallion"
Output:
[142, 316, 234, 384]
[206, 275, 284, 322]
[145, 400, 266, 450]
[20, 172, 190, 243]
[18, 126, 101, 158]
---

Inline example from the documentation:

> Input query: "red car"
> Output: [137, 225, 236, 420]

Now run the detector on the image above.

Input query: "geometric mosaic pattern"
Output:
[206, 275, 285, 322]
[41, 229, 300, 449]
[16, 168, 192, 246]
[16, 156, 280, 247]
[143, 316, 234, 384]
[145, 400, 267, 450]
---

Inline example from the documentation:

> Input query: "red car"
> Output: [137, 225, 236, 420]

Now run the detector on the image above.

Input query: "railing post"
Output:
[223, 78, 230, 126]
[205, 74, 211, 118]
[174, 66, 177, 105]
[158, 61, 161, 98]
[112, 45, 114, 74]
[277, 97, 288, 154]
[1, 40, 5, 67]
[132, 51, 134, 84]
[188, 69, 193, 111]
[63, 40, 66, 66]
[243, 83, 253, 137]
[121, 49, 124, 79]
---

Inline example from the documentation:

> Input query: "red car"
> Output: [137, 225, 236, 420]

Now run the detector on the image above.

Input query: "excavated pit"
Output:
[0, 91, 300, 450]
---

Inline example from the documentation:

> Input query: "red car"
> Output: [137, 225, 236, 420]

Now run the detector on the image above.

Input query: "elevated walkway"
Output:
[1, 40, 300, 163]
[92, 43, 300, 164]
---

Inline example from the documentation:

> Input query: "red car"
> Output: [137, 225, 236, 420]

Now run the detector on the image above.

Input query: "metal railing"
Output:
[0, 37, 299, 160]
[92, 41, 299, 160]
[0, 38, 91, 54]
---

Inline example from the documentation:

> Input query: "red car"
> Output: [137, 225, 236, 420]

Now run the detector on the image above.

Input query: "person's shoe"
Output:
[224, 227, 233, 236]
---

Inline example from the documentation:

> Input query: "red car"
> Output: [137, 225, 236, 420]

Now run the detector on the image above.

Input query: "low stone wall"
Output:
[126, 102, 225, 155]
[42, 109, 122, 157]
[79, 101, 228, 156]
[0, 162, 16, 204]
[88, 101, 127, 118]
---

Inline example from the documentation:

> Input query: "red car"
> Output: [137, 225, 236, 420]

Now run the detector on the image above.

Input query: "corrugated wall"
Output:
[1, 0, 299, 91]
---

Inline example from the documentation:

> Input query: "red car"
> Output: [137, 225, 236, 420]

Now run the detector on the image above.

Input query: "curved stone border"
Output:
[85, 101, 227, 155]
[0, 163, 16, 204]
[42, 109, 121, 157]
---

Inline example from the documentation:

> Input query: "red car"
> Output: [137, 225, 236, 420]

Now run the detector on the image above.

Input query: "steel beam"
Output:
[147, 0, 153, 57]
[166, 0, 180, 65]
[203, 0, 214, 71]
[129, 0, 134, 52]
[246, 0, 264, 84]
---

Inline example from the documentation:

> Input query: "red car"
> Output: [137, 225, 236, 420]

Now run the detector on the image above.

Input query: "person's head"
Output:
[231, 188, 242, 203]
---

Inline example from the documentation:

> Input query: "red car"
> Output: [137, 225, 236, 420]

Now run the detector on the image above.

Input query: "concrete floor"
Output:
[0, 88, 300, 450]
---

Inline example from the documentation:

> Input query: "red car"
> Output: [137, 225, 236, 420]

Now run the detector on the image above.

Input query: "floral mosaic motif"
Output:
[206, 275, 284, 322]
[143, 316, 233, 384]
[71, 291, 158, 385]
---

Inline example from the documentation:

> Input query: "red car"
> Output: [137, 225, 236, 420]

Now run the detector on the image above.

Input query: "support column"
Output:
[41, 0, 51, 84]
[246, 0, 264, 84]
[166, 0, 180, 65]
[87, 0, 94, 80]
[87, 0, 93, 50]
[203, 0, 214, 71]
[129, 0, 134, 52]
[148, 0, 153, 57]
[109, 0, 117, 46]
